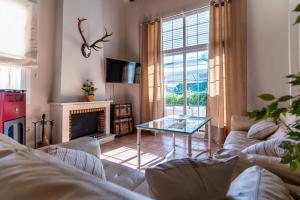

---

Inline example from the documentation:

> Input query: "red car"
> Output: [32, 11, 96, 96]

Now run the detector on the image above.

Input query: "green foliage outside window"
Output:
[166, 91, 207, 107]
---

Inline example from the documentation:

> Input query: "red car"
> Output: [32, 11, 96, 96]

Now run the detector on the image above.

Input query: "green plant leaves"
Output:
[294, 4, 300, 12]
[258, 94, 275, 101]
[278, 95, 293, 102]
[294, 15, 300, 25]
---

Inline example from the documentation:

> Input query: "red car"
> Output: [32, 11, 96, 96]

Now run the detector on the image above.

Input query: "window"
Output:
[162, 8, 209, 117]
[0, 0, 36, 103]
[0, 66, 30, 90]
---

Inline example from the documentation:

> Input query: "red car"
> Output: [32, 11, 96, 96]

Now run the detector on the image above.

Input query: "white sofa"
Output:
[224, 115, 300, 196]
[0, 132, 298, 199]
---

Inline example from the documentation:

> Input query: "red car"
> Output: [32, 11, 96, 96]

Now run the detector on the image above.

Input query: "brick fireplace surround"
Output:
[50, 101, 114, 144]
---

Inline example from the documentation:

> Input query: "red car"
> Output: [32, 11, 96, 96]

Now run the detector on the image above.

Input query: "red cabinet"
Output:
[0, 90, 26, 144]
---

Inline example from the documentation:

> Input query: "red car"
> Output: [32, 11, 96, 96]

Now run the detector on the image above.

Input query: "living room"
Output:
[0, 0, 299, 199]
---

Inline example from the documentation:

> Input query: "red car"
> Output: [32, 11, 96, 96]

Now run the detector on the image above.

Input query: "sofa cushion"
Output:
[102, 159, 146, 191]
[56, 137, 101, 158]
[248, 120, 278, 140]
[145, 157, 238, 200]
[242, 138, 284, 157]
[227, 166, 293, 200]
[43, 146, 106, 180]
[224, 131, 260, 151]
[267, 127, 288, 140]
[0, 150, 151, 200]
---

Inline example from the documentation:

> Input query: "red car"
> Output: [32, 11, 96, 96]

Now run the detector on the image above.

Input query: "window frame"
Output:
[161, 7, 209, 116]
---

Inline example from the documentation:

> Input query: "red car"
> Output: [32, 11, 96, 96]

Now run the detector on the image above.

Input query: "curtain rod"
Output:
[210, 0, 231, 6]
[140, 5, 209, 25]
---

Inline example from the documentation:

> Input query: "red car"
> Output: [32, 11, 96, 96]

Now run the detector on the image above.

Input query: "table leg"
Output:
[137, 128, 141, 170]
[208, 120, 212, 158]
[187, 135, 192, 157]
[172, 133, 176, 152]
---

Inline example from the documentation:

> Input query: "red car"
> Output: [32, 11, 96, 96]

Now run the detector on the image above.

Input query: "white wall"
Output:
[102, 0, 128, 104]
[52, 0, 106, 103]
[26, 0, 57, 146]
[247, 0, 300, 110]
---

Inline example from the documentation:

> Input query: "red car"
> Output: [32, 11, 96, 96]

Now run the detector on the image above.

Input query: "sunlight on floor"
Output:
[101, 146, 163, 169]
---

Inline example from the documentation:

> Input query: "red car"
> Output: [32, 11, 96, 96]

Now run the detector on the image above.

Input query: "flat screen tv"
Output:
[106, 58, 140, 84]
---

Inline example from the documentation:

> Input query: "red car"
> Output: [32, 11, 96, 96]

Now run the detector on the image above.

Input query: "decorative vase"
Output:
[86, 95, 94, 102]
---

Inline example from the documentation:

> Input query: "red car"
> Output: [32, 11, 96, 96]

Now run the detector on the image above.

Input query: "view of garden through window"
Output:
[162, 8, 209, 117]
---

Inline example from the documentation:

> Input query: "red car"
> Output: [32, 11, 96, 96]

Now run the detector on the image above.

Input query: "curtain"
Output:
[207, 0, 247, 144]
[141, 21, 164, 123]
[0, 0, 38, 67]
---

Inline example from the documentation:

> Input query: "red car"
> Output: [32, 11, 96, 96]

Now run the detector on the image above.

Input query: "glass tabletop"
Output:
[136, 115, 211, 135]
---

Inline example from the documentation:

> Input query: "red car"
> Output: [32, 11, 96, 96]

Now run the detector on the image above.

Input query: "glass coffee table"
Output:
[136, 115, 211, 169]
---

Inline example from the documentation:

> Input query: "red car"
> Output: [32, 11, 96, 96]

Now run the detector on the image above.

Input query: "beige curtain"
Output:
[207, 0, 247, 144]
[141, 21, 164, 123]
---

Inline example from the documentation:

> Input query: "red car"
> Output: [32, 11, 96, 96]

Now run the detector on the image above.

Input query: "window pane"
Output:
[173, 28, 183, 40]
[198, 11, 209, 23]
[162, 17, 184, 51]
[186, 36, 197, 46]
[173, 18, 183, 29]
[173, 39, 183, 49]
[198, 33, 209, 45]
[198, 22, 209, 35]
[163, 40, 172, 51]
[186, 25, 197, 37]
[186, 14, 197, 26]
[163, 31, 172, 41]
[162, 21, 172, 32]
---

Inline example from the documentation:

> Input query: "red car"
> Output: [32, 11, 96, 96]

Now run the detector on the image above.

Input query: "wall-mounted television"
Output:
[106, 58, 140, 84]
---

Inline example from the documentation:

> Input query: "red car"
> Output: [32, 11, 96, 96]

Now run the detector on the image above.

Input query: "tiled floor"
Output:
[101, 132, 221, 169]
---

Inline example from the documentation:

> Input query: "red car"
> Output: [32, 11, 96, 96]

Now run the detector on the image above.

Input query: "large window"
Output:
[0, 0, 36, 102]
[162, 8, 209, 117]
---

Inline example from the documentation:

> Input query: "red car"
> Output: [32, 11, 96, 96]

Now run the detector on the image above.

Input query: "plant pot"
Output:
[86, 95, 94, 102]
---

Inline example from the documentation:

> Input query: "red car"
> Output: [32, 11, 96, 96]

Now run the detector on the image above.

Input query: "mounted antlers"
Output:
[77, 18, 113, 58]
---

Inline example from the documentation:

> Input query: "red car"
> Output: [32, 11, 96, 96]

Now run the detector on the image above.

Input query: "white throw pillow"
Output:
[247, 120, 279, 139]
[242, 138, 284, 157]
[227, 166, 293, 200]
[267, 126, 288, 140]
[43, 146, 106, 180]
[145, 157, 238, 200]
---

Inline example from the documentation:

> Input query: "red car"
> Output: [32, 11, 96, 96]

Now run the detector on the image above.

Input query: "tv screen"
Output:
[106, 58, 140, 84]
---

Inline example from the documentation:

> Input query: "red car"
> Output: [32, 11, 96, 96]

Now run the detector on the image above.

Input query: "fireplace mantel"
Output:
[50, 101, 114, 144]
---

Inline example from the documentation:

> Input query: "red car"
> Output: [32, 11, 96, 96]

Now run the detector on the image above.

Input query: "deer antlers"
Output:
[77, 18, 113, 58]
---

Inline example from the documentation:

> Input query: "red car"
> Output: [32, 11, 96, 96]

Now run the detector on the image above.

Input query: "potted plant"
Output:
[81, 80, 97, 102]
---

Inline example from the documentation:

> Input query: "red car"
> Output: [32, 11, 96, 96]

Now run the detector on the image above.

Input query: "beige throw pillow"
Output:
[248, 120, 278, 140]
[145, 157, 238, 200]
[227, 166, 293, 200]
[242, 138, 284, 157]
[43, 146, 106, 180]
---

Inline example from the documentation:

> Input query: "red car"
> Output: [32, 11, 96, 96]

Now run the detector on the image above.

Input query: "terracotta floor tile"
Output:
[101, 132, 221, 169]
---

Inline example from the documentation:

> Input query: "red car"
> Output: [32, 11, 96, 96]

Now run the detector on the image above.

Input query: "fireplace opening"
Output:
[69, 108, 105, 140]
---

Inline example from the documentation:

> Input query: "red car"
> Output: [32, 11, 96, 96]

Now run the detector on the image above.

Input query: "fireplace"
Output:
[50, 101, 114, 144]
[69, 108, 105, 140]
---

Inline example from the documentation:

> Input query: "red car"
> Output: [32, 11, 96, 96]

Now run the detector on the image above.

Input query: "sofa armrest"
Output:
[231, 115, 256, 131]
[57, 137, 101, 158]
